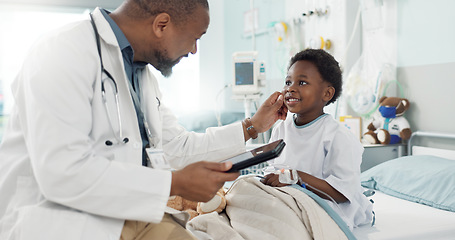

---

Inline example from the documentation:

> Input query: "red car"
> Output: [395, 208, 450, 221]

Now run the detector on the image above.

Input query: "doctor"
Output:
[0, 0, 287, 239]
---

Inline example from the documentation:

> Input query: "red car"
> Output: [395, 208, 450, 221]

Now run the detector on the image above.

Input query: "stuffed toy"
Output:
[166, 188, 227, 220]
[166, 195, 199, 220]
[197, 188, 227, 215]
[363, 96, 412, 144]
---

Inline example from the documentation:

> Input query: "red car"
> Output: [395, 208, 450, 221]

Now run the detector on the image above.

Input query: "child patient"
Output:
[261, 49, 373, 229]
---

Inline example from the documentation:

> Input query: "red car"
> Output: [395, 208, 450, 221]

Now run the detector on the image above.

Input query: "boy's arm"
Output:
[296, 171, 348, 203]
[261, 171, 348, 203]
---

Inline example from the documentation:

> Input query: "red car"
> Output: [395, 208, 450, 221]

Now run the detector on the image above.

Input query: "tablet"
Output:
[222, 139, 285, 173]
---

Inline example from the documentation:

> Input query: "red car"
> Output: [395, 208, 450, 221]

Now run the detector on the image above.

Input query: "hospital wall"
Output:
[0, 0, 454, 141]
[396, 0, 455, 135]
[199, 0, 361, 116]
[201, 0, 455, 137]
[199, 0, 286, 114]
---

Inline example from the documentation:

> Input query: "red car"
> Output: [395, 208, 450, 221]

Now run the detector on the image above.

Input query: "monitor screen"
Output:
[235, 62, 254, 86]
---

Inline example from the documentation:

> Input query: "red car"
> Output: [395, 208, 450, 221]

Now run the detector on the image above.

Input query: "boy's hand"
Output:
[260, 173, 290, 187]
[170, 161, 239, 202]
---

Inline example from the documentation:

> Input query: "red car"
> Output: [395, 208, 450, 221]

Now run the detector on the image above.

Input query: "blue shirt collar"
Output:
[99, 9, 147, 78]
[99, 8, 130, 52]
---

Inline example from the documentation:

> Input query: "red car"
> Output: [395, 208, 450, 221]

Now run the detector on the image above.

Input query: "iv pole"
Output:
[244, 0, 257, 120]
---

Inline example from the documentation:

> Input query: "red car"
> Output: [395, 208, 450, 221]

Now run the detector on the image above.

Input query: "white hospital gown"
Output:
[269, 114, 373, 229]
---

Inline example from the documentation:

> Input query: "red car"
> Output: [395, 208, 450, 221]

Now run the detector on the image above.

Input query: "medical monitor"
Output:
[235, 62, 254, 86]
[232, 51, 264, 96]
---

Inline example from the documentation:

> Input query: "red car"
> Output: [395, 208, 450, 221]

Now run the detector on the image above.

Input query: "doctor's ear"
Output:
[152, 13, 171, 37]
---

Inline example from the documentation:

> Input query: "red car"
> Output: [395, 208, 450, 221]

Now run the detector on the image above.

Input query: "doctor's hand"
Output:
[250, 91, 288, 134]
[170, 161, 239, 202]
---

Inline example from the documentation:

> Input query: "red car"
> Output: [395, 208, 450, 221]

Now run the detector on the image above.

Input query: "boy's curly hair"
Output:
[288, 49, 342, 105]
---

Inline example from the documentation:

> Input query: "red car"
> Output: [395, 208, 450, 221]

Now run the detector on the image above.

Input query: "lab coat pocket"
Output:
[17, 204, 87, 240]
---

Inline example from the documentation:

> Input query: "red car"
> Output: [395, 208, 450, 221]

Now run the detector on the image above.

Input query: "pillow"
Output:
[361, 155, 455, 212]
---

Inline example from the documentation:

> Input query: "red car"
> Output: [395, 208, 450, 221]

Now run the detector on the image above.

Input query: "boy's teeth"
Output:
[288, 98, 300, 102]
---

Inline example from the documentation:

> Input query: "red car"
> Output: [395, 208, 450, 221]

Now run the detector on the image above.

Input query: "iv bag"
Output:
[344, 51, 394, 116]
[344, 0, 395, 117]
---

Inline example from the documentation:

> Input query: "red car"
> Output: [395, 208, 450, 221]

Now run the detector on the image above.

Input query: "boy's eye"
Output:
[299, 81, 306, 86]
[285, 80, 291, 86]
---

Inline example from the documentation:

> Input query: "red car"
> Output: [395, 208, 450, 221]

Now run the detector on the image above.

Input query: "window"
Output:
[0, 3, 201, 141]
[151, 52, 201, 117]
[0, 4, 89, 140]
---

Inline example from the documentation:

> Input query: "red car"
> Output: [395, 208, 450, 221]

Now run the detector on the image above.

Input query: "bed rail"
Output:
[408, 131, 455, 156]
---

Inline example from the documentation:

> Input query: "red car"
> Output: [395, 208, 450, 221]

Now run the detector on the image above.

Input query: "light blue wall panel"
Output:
[397, 0, 455, 67]
[397, 0, 455, 133]
[198, 0, 285, 113]
[222, 0, 285, 111]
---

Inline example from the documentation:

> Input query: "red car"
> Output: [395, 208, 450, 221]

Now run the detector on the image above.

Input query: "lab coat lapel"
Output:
[92, 8, 142, 158]
[139, 68, 163, 149]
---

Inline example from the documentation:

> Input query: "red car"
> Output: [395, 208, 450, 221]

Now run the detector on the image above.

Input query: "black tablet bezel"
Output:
[222, 139, 285, 173]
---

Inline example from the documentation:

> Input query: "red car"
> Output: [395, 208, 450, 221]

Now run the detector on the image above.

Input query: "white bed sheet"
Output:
[353, 190, 455, 240]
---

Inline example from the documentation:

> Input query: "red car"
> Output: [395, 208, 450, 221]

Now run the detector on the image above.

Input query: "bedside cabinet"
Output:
[361, 144, 406, 172]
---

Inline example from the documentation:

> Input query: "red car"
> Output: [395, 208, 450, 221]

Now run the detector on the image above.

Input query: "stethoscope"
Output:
[90, 13, 129, 146]
[90, 13, 159, 148]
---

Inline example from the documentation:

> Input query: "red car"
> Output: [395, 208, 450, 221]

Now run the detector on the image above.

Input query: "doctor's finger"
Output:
[204, 162, 240, 180]
[266, 91, 281, 105]
[278, 104, 288, 120]
[172, 165, 233, 202]
[272, 94, 288, 121]
[204, 161, 233, 172]
[252, 93, 285, 131]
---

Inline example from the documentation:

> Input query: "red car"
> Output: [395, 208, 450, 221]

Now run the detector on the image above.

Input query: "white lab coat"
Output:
[0, 8, 246, 240]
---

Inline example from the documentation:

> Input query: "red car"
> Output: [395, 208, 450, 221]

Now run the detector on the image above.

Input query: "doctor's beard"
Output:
[154, 50, 184, 78]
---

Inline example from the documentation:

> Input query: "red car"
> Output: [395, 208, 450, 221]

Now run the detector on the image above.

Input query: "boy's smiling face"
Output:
[283, 60, 335, 125]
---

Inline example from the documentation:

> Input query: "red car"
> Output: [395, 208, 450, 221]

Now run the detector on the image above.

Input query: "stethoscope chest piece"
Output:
[105, 137, 129, 146]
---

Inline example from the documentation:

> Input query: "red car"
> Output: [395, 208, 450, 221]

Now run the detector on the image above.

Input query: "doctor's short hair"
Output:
[129, 0, 209, 24]
[288, 49, 342, 105]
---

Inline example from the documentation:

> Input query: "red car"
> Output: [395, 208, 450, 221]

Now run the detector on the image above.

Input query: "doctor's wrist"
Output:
[170, 171, 183, 197]
[242, 118, 258, 140]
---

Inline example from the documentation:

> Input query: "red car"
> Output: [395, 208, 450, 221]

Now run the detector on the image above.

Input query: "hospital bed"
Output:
[184, 115, 455, 239]
[355, 131, 455, 240]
